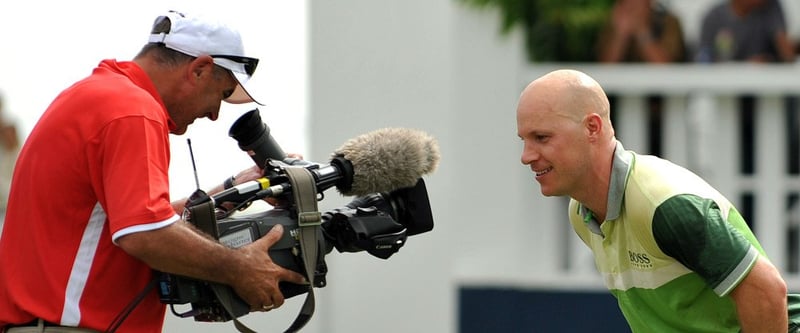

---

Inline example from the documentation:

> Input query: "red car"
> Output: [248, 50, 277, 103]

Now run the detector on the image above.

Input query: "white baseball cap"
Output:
[148, 10, 262, 105]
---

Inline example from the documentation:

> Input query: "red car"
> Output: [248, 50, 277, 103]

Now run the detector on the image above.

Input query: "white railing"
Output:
[515, 63, 800, 289]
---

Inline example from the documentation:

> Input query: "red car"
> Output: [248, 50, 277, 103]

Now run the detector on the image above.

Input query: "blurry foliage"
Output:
[458, 0, 615, 62]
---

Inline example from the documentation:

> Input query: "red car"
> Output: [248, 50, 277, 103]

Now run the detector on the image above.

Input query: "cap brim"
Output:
[225, 71, 263, 105]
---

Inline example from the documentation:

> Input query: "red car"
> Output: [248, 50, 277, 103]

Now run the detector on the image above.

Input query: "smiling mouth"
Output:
[534, 167, 553, 177]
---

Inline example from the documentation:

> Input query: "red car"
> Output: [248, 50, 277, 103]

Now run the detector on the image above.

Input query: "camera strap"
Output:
[209, 283, 257, 333]
[282, 166, 322, 333]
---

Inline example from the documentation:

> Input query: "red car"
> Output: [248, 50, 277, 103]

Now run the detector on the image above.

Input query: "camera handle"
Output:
[282, 166, 322, 333]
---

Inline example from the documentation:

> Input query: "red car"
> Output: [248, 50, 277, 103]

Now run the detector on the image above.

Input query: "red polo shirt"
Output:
[0, 59, 179, 332]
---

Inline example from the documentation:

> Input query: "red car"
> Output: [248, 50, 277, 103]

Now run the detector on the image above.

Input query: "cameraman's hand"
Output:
[233, 165, 265, 184]
[235, 153, 303, 186]
[232, 224, 307, 312]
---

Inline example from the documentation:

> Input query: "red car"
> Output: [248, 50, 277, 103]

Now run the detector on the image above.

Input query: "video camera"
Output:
[157, 109, 436, 324]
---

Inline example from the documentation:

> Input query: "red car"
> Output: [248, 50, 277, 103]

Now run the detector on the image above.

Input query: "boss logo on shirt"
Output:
[628, 250, 653, 269]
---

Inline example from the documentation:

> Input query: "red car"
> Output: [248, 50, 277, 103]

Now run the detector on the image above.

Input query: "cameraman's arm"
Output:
[117, 221, 306, 310]
[170, 165, 264, 213]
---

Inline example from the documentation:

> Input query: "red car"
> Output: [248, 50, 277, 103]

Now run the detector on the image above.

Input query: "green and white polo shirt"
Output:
[568, 142, 799, 332]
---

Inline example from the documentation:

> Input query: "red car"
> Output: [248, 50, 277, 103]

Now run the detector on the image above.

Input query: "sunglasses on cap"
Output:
[210, 54, 259, 76]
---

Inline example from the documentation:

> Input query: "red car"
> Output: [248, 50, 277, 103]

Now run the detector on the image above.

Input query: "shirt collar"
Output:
[578, 141, 633, 225]
[606, 141, 634, 221]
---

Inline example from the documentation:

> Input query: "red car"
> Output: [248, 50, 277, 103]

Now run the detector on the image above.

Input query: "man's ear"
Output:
[188, 55, 215, 81]
[584, 113, 603, 141]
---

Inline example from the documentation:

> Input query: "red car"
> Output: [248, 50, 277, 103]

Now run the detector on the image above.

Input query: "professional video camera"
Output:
[158, 109, 439, 331]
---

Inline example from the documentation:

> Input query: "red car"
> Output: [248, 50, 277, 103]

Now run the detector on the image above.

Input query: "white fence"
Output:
[518, 63, 800, 288]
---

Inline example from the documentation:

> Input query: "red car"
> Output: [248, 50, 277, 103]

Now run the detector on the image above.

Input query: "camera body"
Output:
[158, 175, 433, 322]
[159, 108, 436, 323]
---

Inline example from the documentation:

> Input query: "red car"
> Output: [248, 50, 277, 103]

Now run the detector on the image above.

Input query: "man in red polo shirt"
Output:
[0, 10, 305, 333]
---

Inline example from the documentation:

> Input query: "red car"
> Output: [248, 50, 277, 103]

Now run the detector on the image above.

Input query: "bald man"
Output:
[516, 69, 800, 332]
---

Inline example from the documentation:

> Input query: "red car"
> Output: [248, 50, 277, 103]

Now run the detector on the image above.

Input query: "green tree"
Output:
[459, 0, 614, 62]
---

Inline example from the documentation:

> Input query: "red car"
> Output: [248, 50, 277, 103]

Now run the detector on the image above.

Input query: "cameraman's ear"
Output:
[187, 55, 215, 82]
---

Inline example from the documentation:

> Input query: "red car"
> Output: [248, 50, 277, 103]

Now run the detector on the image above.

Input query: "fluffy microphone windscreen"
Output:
[333, 128, 440, 196]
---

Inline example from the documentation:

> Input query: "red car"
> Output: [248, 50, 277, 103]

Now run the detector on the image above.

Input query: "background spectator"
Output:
[597, 0, 687, 63]
[696, 0, 794, 63]
[597, 0, 687, 157]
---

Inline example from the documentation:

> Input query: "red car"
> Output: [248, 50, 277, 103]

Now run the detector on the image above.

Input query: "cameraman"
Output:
[0, 10, 305, 333]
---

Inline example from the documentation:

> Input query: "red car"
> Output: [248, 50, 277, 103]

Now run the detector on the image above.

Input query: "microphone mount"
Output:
[211, 156, 354, 212]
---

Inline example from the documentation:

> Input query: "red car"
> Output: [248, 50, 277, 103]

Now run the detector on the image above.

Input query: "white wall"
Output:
[305, 1, 532, 332]
[307, 2, 458, 333]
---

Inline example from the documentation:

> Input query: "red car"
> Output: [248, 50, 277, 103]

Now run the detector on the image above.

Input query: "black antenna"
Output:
[187, 138, 201, 190]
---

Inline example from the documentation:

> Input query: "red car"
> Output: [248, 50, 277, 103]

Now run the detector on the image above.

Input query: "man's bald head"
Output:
[520, 69, 611, 124]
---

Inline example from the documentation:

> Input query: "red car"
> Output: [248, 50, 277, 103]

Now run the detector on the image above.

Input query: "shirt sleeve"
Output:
[87, 114, 178, 238]
[651, 194, 757, 296]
